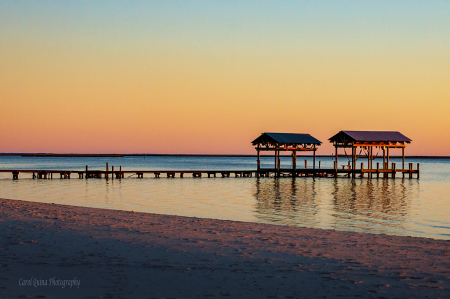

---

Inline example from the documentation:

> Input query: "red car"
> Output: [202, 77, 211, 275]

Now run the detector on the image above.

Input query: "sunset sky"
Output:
[1, 1, 449, 155]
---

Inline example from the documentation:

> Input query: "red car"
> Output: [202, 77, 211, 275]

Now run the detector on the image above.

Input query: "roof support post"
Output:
[352, 146, 356, 179]
[274, 149, 277, 173]
[277, 150, 281, 176]
[387, 147, 390, 168]
[402, 147, 405, 170]
[313, 144, 316, 176]
[292, 150, 297, 173]
[257, 148, 260, 171]
[334, 144, 338, 170]
[370, 146, 373, 178]
[371, 147, 373, 170]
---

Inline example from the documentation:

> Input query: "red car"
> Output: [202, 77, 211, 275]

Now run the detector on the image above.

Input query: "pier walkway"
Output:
[0, 163, 420, 180]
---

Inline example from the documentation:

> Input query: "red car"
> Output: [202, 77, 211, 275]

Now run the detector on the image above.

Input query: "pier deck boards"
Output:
[0, 166, 419, 180]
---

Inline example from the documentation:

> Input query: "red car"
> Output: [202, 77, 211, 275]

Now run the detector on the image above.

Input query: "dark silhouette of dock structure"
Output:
[1, 163, 420, 179]
[0, 165, 420, 180]
[329, 130, 418, 179]
[251, 131, 419, 179]
[0, 130, 420, 180]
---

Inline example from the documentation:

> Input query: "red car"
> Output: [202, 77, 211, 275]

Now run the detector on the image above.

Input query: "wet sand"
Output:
[0, 197, 449, 299]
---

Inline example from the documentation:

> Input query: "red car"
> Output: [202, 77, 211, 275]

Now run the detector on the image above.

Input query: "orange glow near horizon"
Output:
[1, 2, 449, 156]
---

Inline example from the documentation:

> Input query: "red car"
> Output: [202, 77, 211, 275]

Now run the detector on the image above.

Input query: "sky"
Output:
[1, 1, 449, 155]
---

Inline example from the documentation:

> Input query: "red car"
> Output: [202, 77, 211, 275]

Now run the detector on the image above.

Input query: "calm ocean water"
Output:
[0, 155, 449, 240]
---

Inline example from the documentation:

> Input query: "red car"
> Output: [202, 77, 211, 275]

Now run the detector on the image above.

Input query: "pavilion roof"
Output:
[252, 132, 322, 146]
[329, 131, 412, 143]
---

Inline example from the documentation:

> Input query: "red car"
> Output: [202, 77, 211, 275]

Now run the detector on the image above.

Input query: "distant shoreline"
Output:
[0, 153, 449, 159]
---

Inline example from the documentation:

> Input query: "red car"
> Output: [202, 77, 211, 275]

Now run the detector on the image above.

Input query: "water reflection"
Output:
[254, 178, 319, 227]
[329, 179, 417, 234]
[253, 177, 420, 235]
[3, 161, 447, 238]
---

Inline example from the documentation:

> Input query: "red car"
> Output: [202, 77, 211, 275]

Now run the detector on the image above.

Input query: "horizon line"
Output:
[1, 153, 450, 159]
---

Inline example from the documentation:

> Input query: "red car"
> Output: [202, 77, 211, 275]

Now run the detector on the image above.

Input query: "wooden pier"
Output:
[0, 130, 420, 180]
[0, 163, 420, 180]
[2, 169, 255, 180]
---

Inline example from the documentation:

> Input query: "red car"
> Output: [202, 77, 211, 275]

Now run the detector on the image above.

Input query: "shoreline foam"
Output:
[1, 197, 449, 298]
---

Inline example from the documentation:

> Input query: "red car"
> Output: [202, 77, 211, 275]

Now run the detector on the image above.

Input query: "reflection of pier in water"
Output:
[253, 177, 419, 235]
[330, 179, 417, 234]
[254, 178, 320, 227]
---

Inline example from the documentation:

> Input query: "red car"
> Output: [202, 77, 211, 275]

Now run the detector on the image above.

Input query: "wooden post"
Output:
[274, 150, 278, 173]
[402, 147, 405, 170]
[387, 147, 390, 167]
[305, 159, 307, 169]
[417, 163, 420, 179]
[277, 151, 280, 176]
[313, 144, 316, 173]
[86, 165, 88, 171]
[319, 161, 321, 169]
[382, 147, 386, 169]
[106, 163, 109, 179]
[352, 146, 356, 178]
[257, 148, 261, 171]
[335, 145, 338, 170]
[361, 162, 364, 178]
[347, 160, 351, 178]
[120, 166, 123, 178]
[376, 162, 379, 179]
[291, 151, 294, 172]
[392, 162, 396, 178]
[409, 163, 412, 179]
[371, 146, 373, 170]
[293, 151, 297, 172]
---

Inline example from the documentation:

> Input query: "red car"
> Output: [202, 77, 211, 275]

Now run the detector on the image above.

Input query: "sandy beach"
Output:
[0, 197, 449, 299]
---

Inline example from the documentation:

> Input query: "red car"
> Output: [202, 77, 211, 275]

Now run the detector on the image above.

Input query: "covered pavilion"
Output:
[328, 131, 412, 177]
[252, 132, 322, 175]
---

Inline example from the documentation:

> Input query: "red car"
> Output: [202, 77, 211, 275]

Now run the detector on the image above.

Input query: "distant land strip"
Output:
[0, 153, 449, 159]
